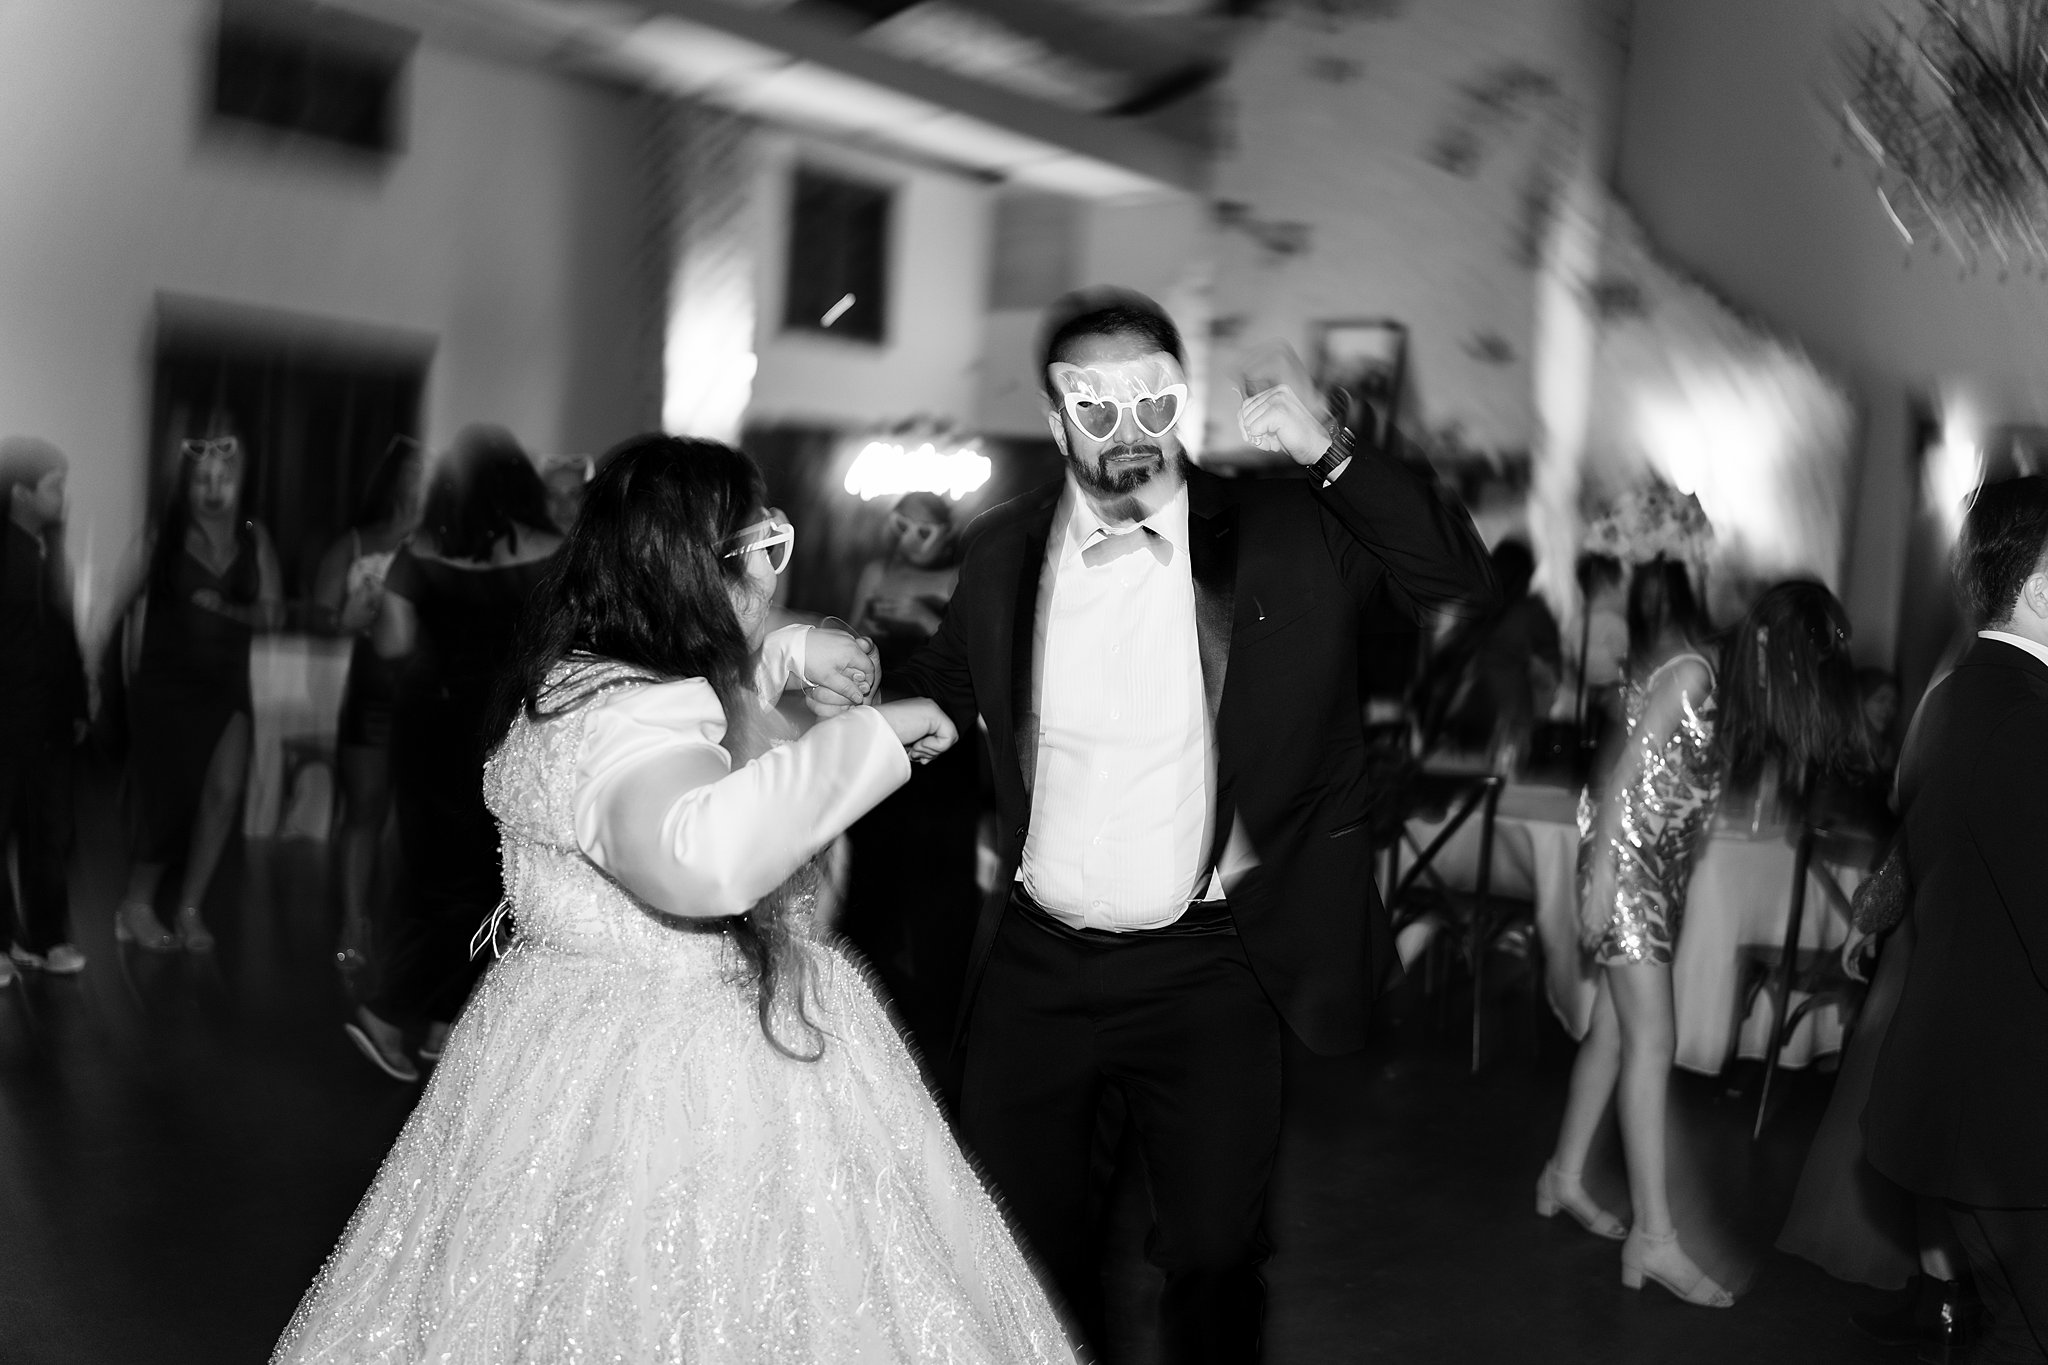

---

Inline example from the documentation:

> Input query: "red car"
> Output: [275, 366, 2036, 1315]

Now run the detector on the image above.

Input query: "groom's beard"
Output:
[1068, 441, 1167, 498]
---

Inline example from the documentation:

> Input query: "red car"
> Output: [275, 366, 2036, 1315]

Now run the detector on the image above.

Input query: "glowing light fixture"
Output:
[820, 293, 856, 328]
[843, 439, 992, 502]
[1927, 402, 1985, 544]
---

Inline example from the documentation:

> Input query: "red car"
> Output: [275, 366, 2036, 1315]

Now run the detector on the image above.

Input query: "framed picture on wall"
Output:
[1315, 319, 1407, 448]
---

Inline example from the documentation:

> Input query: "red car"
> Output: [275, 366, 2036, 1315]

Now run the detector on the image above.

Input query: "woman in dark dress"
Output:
[113, 429, 282, 951]
[310, 437, 424, 975]
[345, 426, 560, 1082]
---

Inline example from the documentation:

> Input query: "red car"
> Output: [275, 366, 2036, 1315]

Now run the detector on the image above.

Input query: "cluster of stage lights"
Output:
[842, 438, 992, 501]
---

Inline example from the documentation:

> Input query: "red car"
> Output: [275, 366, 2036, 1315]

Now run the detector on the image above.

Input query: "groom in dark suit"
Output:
[1867, 475, 2048, 1364]
[891, 288, 1495, 1361]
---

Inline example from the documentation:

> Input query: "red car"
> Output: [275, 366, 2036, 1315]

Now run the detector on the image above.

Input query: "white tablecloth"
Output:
[245, 634, 354, 838]
[1394, 782, 1860, 1074]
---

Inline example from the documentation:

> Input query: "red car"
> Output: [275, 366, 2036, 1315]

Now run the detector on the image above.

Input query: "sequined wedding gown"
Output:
[275, 642, 1077, 1364]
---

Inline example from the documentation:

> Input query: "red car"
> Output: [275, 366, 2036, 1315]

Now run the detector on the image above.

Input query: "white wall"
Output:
[977, 191, 1210, 442]
[746, 134, 994, 430]
[0, 0, 655, 619]
[1202, 0, 1598, 458]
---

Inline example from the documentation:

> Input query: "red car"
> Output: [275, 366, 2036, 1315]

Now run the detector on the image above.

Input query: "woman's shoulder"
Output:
[1647, 647, 1716, 689]
[544, 659, 723, 727]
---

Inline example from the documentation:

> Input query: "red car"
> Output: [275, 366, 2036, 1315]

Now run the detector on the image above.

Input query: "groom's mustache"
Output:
[1099, 443, 1163, 463]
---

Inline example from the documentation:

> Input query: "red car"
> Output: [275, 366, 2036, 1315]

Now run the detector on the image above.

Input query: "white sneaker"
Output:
[8, 943, 40, 969]
[0, 957, 15, 988]
[41, 944, 86, 975]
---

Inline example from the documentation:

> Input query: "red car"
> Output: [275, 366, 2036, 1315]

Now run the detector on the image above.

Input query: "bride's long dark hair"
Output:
[489, 433, 821, 1060]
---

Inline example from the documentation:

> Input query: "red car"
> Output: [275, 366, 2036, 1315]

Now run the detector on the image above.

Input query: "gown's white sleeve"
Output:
[754, 624, 810, 698]
[572, 677, 908, 919]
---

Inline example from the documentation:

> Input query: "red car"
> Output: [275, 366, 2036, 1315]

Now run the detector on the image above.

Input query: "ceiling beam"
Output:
[626, 0, 1211, 193]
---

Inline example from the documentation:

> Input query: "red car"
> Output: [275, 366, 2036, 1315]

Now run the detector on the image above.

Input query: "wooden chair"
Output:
[1383, 772, 1542, 1071]
[1738, 817, 1884, 1137]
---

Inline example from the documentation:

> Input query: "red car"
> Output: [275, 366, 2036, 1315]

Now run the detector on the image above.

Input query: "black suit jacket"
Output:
[1864, 636, 2048, 1207]
[894, 452, 1496, 1058]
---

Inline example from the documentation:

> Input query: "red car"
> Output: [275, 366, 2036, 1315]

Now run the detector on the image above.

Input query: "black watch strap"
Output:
[1311, 424, 1357, 484]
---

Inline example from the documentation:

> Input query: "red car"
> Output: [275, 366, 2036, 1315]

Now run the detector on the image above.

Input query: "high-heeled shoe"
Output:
[174, 907, 215, 953]
[1536, 1161, 1627, 1240]
[114, 901, 180, 953]
[1621, 1228, 1735, 1307]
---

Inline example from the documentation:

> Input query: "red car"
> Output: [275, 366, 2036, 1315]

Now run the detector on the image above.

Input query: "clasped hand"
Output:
[1237, 341, 1333, 464]
[800, 625, 957, 764]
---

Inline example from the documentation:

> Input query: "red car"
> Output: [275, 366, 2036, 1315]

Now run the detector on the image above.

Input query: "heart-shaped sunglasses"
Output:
[1060, 383, 1188, 442]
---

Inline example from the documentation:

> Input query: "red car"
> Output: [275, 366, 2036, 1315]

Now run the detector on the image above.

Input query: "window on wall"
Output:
[210, 0, 414, 154]
[783, 168, 892, 344]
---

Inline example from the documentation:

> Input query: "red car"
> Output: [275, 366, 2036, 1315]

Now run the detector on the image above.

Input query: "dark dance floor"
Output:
[1, 777, 1897, 1365]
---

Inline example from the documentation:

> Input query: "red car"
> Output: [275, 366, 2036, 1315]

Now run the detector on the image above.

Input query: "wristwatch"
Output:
[1310, 422, 1357, 486]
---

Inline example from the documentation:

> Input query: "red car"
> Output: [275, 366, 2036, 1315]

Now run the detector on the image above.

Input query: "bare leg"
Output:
[1609, 958, 1731, 1305]
[174, 713, 252, 934]
[1552, 972, 1621, 1176]
[122, 861, 165, 910]
[117, 861, 177, 947]
[1608, 959, 1678, 1238]
[1540, 971, 1628, 1236]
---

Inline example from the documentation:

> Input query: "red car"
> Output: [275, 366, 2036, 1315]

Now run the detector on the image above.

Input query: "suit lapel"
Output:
[1187, 470, 1238, 728]
[1187, 471, 1239, 872]
[1007, 490, 1059, 806]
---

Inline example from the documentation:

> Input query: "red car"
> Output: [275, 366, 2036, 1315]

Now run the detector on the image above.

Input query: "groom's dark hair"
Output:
[1038, 286, 1186, 402]
[1958, 475, 2048, 627]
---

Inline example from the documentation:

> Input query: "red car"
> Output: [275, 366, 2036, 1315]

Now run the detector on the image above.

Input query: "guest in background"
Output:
[1856, 666, 1903, 783]
[0, 438, 89, 983]
[1540, 556, 1727, 1304]
[1575, 552, 1630, 738]
[842, 491, 977, 1051]
[1543, 573, 1872, 1309]
[1866, 476, 2048, 1365]
[111, 427, 282, 952]
[1780, 652, 1966, 1350]
[540, 452, 593, 535]
[850, 492, 963, 653]
[346, 425, 561, 1083]
[310, 436, 424, 976]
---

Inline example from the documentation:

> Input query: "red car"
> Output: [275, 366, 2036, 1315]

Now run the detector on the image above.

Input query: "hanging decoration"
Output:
[1581, 479, 1716, 567]
[1841, 0, 2048, 272]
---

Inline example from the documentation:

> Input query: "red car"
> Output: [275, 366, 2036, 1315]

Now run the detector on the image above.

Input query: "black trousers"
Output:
[960, 887, 1283, 1364]
[0, 731, 74, 955]
[371, 705, 499, 1027]
[1950, 1204, 2048, 1362]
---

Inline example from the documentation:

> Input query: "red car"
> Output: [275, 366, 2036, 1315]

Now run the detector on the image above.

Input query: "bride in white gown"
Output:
[274, 435, 1079, 1364]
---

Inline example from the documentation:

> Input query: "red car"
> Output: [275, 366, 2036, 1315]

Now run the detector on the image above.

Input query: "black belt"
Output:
[1009, 883, 1236, 944]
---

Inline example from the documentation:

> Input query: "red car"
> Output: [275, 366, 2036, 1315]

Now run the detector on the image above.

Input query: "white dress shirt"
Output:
[1021, 478, 1215, 931]
[1979, 629, 2048, 672]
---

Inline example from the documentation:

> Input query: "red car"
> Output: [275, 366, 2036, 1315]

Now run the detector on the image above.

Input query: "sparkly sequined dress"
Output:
[274, 652, 1078, 1365]
[1578, 650, 1720, 966]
